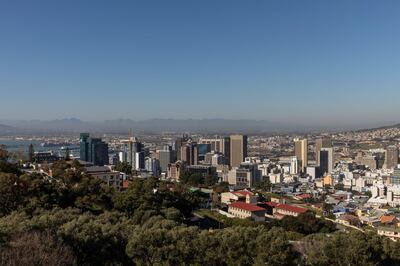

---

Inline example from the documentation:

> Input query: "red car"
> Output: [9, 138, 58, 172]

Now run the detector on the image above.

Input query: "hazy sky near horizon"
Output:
[1, 0, 400, 127]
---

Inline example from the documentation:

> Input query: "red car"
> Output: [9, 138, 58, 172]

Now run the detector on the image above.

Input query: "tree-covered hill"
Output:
[1, 145, 400, 266]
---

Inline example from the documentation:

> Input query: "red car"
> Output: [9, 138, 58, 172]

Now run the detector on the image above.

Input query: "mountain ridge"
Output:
[0, 118, 398, 134]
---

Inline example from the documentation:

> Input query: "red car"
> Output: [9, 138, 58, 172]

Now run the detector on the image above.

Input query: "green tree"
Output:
[113, 162, 132, 175]
[0, 173, 24, 216]
[28, 144, 34, 163]
[302, 231, 399, 265]
[0, 231, 77, 266]
[64, 148, 71, 161]
[334, 183, 344, 190]
[274, 211, 336, 235]
[255, 178, 272, 192]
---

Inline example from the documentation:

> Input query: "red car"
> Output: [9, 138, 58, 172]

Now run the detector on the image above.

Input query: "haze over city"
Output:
[1, 0, 400, 129]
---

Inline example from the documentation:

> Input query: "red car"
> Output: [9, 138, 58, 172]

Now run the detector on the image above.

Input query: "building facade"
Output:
[230, 135, 248, 168]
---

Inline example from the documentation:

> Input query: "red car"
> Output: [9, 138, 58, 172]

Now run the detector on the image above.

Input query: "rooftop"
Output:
[263, 201, 280, 207]
[380, 215, 398, 224]
[232, 190, 254, 197]
[229, 202, 265, 212]
[276, 204, 307, 214]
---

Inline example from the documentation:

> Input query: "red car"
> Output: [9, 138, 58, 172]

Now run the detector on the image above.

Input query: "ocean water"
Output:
[0, 139, 80, 157]
[0, 139, 42, 153]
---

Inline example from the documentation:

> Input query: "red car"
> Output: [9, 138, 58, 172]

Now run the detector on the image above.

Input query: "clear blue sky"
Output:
[1, 0, 400, 127]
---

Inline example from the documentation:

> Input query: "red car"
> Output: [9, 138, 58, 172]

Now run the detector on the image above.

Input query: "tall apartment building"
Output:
[230, 135, 248, 168]
[294, 138, 308, 172]
[315, 137, 332, 165]
[386, 145, 399, 169]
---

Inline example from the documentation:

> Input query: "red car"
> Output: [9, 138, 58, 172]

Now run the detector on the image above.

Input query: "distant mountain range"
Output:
[0, 118, 296, 134]
[0, 124, 15, 133]
[0, 118, 399, 135]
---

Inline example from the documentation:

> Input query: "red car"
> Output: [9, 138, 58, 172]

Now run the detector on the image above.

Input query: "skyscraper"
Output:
[230, 135, 248, 168]
[80, 133, 90, 162]
[175, 134, 190, 161]
[88, 138, 109, 166]
[156, 149, 172, 173]
[386, 145, 399, 169]
[135, 151, 145, 170]
[80, 133, 109, 166]
[319, 147, 333, 175]
[294, 138, 308, 172]
[180, 140, 198, 166]
[198, 143, 211, 161]
[199, 137, 230, 164]
[290, 156, 298, 175]
[127, 130, 142, 170]
[315, 137, 332, 165]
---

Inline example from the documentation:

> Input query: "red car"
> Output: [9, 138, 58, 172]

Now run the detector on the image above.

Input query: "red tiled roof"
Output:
[229, 202, 266, 212]
[264, 201, 279, 207]
[276, 204, 307, 214]
[233, 190, 254, 197]
[296, 194, 312, 199]
[380, 215, 397, 224]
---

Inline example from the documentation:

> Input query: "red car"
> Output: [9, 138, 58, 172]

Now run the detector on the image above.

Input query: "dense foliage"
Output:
[179, 171, 219, 186]
[1, 145, 400, 265]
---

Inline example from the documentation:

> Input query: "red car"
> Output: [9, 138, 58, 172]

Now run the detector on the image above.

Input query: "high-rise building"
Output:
[198, 143, 211, 161]
[80, 133, 90, 162]
[290, 156, 298, 175]
[88, 138, 109, 166]
[386, 145, 399, 169]
[175, 134, 191, 161]
[145, 157, 160, 176]
[80, 133, 109, 166]
[355, 152, 377, 170]
[199, 137, 230, 164]
[315, 137, 332, 165]
[135, 151, 145, 170]
[156, 149, 172, 173]
[118, 151, 127, 163]
[294, 138, 308, 172]
[319, 147, 333, 175]
[180, 140, 198, 166]
[128, 137, 142, 170]
[390, 168, 400, 186]
[230, 135, 248, 168]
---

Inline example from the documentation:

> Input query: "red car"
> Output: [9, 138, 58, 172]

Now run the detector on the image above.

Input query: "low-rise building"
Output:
[228, 201, 266, 222]
[221, 190, 258, 205]
[377, 227, 400, 241]
[167, 161, 186, 181]
[274, 204, 307, 219]
[85, 166, 125, 190]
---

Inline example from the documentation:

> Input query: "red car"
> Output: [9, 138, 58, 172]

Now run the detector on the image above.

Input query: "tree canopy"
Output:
[0, 145, 400, 265]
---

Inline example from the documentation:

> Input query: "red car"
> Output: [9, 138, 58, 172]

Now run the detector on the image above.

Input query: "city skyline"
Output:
[1, 0, 400, 126]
